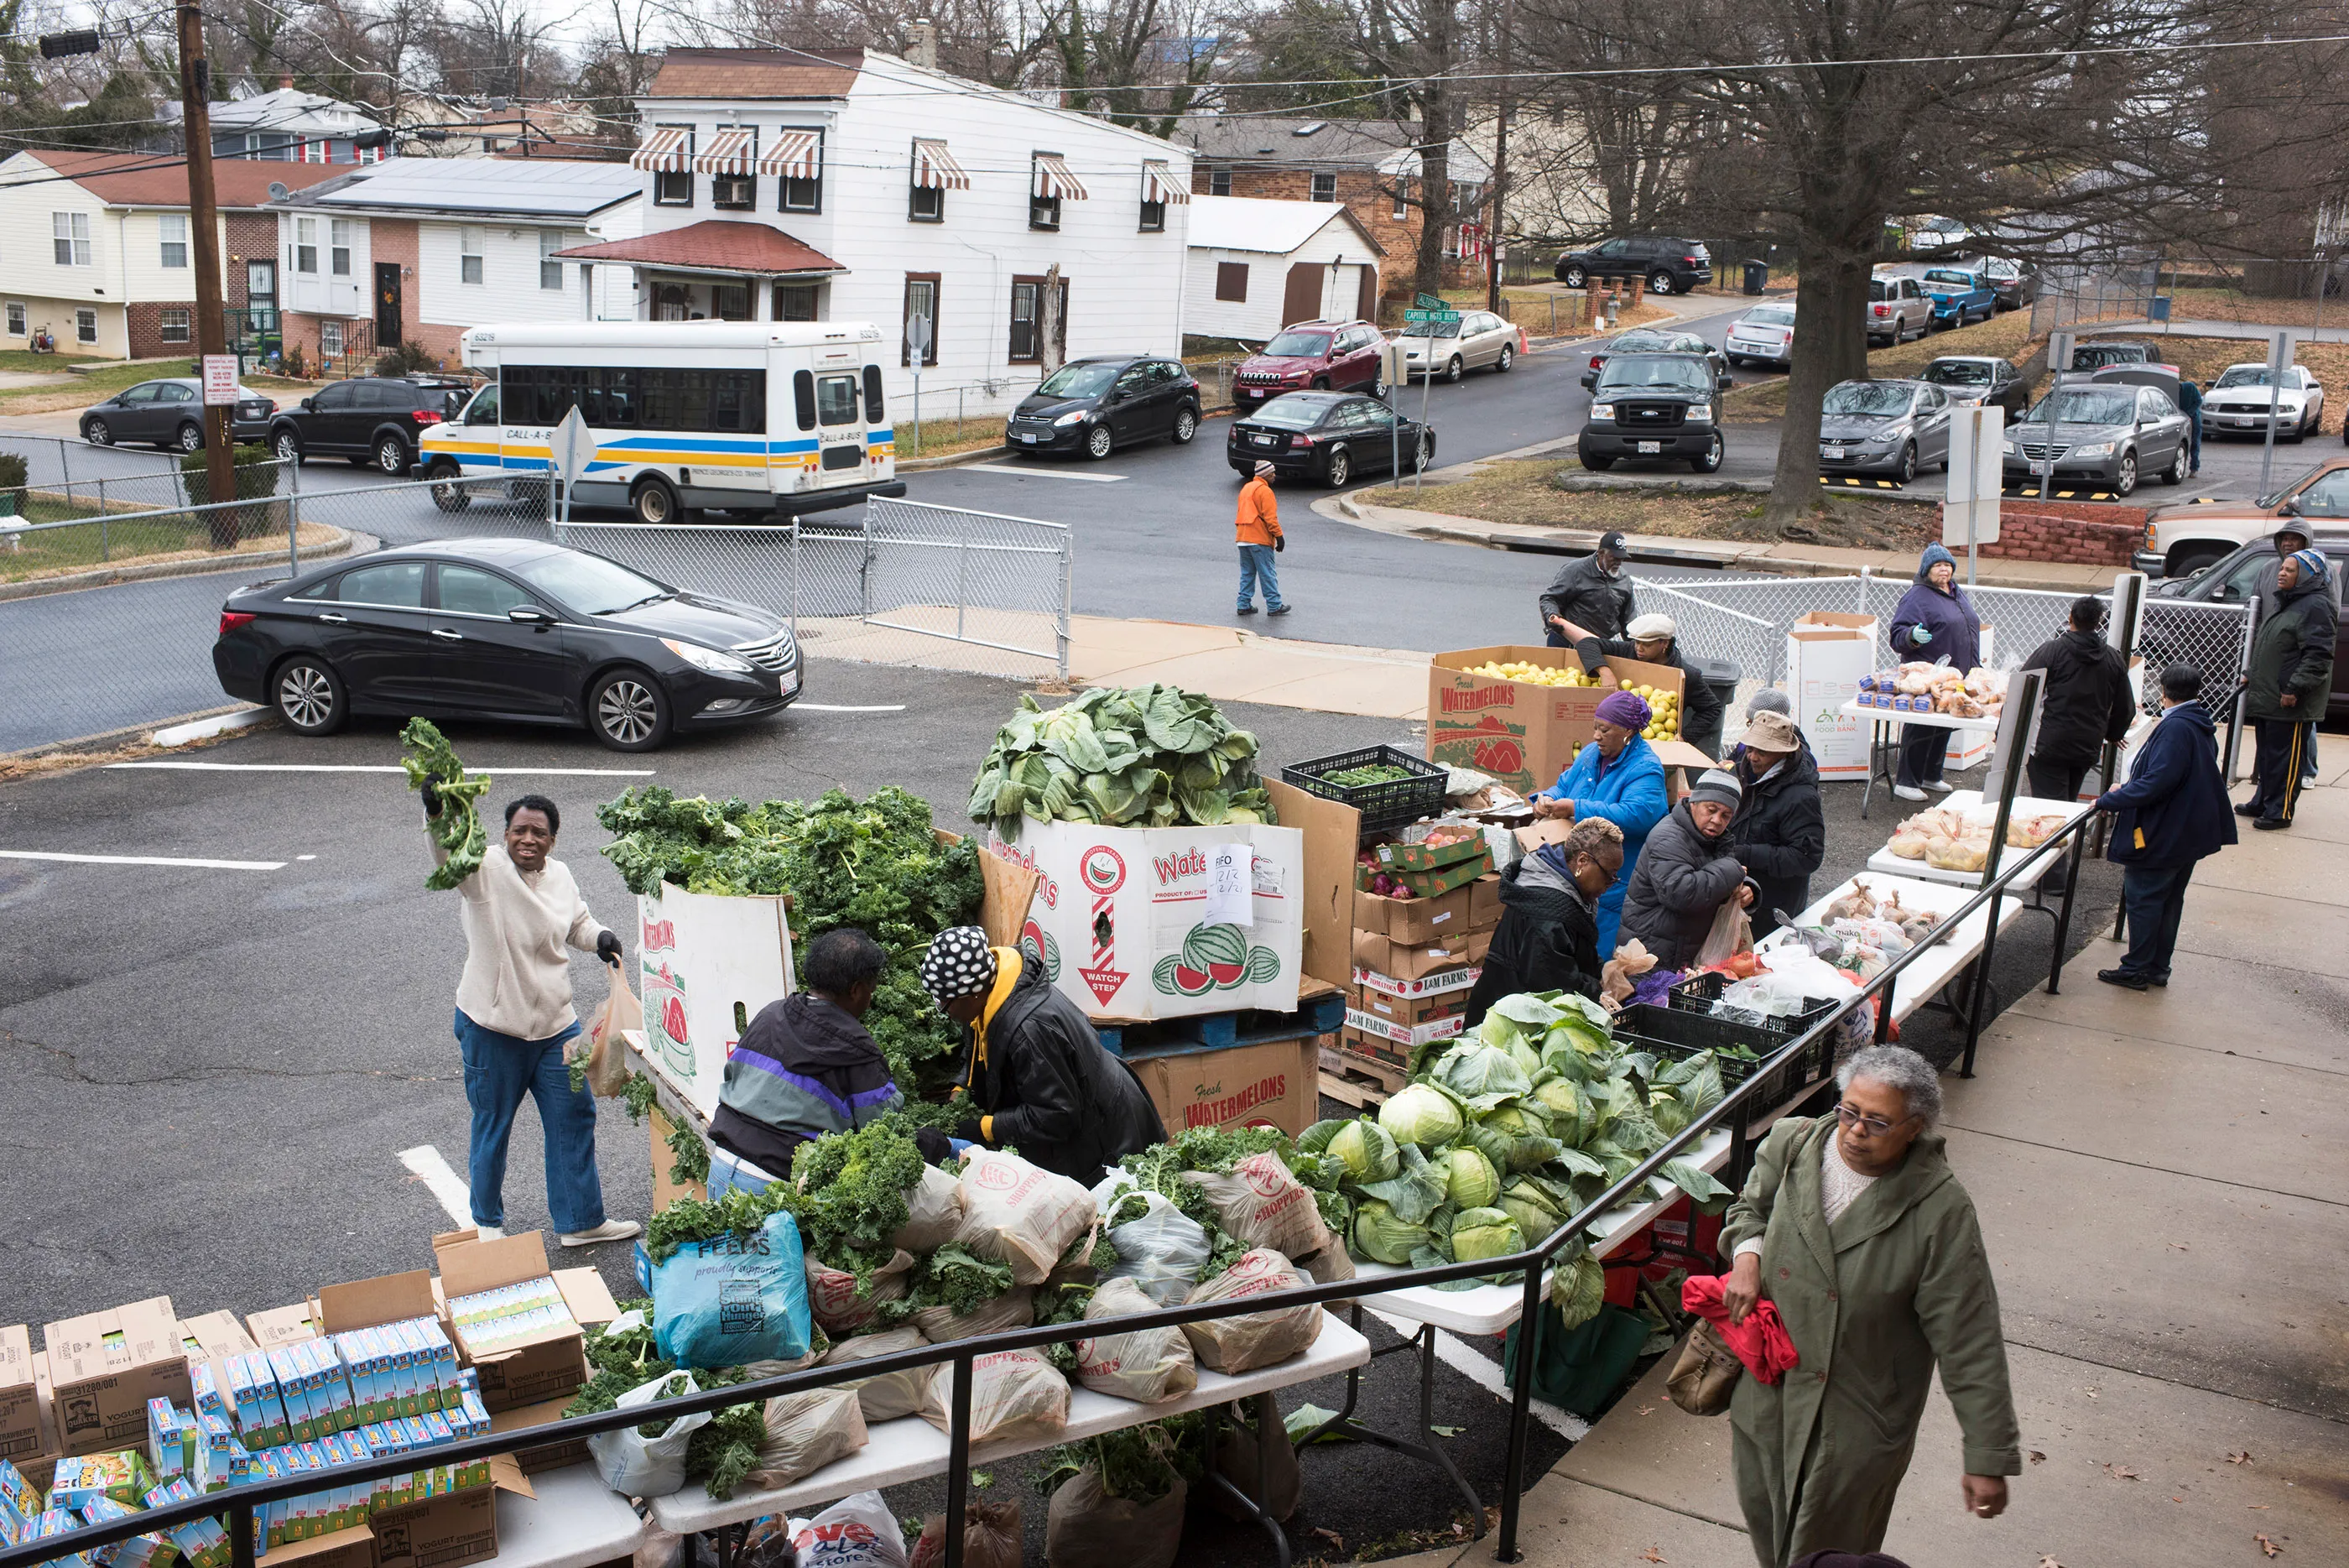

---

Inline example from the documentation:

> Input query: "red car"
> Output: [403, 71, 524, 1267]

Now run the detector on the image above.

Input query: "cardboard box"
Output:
[636, 881, 798, 1123]
[1128, 1036, 1319, 1138]
[986, 818, 1306, 1021]
[1786, 613, 1878, 778]
[1468, 873, 1503, 931]
[175, 1315, 257, 1365]
[0, 1326, 40, 1462]
[1260, 779, 1357, 994]
[1346, 985, 1467, 1049]
[487, 1398, 589, 1476]
[1427, 649, 1688, 795]
[1350, 926, 1492, 980]
[44, 1299, 190, 1457]
[1352, 962, 1481, 999]
[430, 1237, 617, 1414]
[246, 1305, 320, 1351]
[1353, 883, 1475, 945]
[648, 1107, 710, 1211]
[1359, 847, 1491, 899]
[372, 1483, 497, 1568]
[1337, 1027, 1409, 1070]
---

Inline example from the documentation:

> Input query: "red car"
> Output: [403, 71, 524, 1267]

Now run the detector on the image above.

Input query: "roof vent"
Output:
[267, 181, 289, 201]
[1293, 121, 1326, 136]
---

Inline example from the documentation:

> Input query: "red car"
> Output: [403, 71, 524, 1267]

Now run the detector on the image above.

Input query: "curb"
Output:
[1, 703, 256, 764]
[154, 707, 272, 746]
[897, 444, 1012, 472]
[0, 521, 359, 602]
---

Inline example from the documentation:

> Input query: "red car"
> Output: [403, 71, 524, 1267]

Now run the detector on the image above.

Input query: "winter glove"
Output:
[954, 1114, 988, 1147]
[596, 930, 623, 967]
[913, 1128, 957, 1166]
[420, 779, 443, 817]
[1274, 535, 1285, 553]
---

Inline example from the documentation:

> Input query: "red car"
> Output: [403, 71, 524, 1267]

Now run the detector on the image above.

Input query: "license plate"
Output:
[1253, 435, 1277, 446]
[782, 669, 800, 695]
[1822, 445, 1846, 460]
[1638, 441, 1662, 455]
[1018, 432, 1037, 443]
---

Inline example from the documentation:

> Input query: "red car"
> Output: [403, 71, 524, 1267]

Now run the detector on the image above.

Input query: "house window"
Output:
[903, 274, 940, 367]
[779, 133, 823, 212]
[460, 227, 484, 285]
[713, 172, 755, 208]
[330, 219, 352, 277]
[159, 212, 188, 268]
[1311, 172, 1336, 202]
[52, 211, 91, 266]
[75, 308, 96, 344]
[711, 284, 750, 320]
[1008, 275, 1067, 362]
[1392, 177, 1409, 219]
[910, 181, 943, 222]
[1209, 166, 1231, 196]
[5, 303, 22, 336]
[711, 127, 757, 211]
[654, 125, 695, 206]
[539, 230, 565, 290]
[321, 320, 343, 357]
[159, 308, 190, 343]
[294, 217, 318, 274]
[773, 282, 818, 320]
[1215, 262, 1249, 302]
[1030, 192, 1061, 231]
[1139, 195, 1165, 232]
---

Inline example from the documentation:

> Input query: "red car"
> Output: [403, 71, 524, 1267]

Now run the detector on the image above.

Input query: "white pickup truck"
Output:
[2134, 455, 2349, 576]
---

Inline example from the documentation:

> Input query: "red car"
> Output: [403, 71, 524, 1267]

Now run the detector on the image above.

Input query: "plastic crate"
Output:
[1614, 999, 1831, 1128]
[1281, 744, 1448, 834]
[1668, 971, 1836, 1038]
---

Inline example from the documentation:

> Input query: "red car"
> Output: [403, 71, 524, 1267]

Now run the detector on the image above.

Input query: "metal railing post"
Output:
[58, 433, 70, 508]
[288, 456, 301, 572]
[859, 508, 875, 622]
[955, 513, 969, 643]
[942, 1353, 973, 1568]
[1496, 1260, 1544, 1561]
[789, 518, 800, 637]
[1059, 526, 1074, 680]
[229, 1499, 254, 1568]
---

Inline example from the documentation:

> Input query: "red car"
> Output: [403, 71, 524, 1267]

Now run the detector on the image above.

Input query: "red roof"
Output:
[645, 49, 862, 101]
[554, 219, 844, 276]
[18, 150, 346, 209]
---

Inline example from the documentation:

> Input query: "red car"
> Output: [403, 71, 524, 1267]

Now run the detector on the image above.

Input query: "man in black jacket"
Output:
[918, 926, 1165, 1183]
[1727, 711, 1826, 936]
[1539, 529, 1636, 654]
[1550, 609, 1730, 763]
[2022, 596, 2138, 802]
[709, 928, 903, 1184]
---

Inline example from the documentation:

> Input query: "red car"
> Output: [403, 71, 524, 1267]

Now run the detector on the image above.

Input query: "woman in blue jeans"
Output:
[425, 788, 639, 1248]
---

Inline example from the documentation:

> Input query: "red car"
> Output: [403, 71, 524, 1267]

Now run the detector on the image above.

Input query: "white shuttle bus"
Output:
[419, 320, 907, 522]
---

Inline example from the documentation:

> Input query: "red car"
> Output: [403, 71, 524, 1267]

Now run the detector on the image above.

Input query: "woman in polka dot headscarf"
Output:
[917, 925, 1164, 1183]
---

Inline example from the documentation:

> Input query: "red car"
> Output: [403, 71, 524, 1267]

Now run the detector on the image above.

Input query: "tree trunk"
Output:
[1039, 263, 1064, 375]
[1763, 251, 1871, 529]
[1412, 0, 1457, 300]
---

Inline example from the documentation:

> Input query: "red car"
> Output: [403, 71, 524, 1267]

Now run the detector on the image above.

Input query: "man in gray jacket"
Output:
[1619, 769, 1758, 968]
[1539, 529, 1636, 654]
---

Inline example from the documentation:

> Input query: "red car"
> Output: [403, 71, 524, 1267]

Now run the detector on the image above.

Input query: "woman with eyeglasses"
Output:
[1716, 1046, 2021, 1566]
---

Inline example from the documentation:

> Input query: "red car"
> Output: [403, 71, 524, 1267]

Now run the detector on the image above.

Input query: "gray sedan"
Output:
[1817, 378, 1954, 484]
[2001, 382, 2190, 497]
[80, 378, 276, 451]
[1398, 310, 1520, 383]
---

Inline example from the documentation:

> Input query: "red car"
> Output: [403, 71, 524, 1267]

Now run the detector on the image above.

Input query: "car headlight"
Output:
[663, 638, 754, 675]
[1591, 402, 1615, 420]
[1880, 424, 1912, 442]
[2070, 441, 2115, 459]
[1685, 405, 1712, 425]
[1053, 409, 1088, 427]
[2002, 441, 2016, 455]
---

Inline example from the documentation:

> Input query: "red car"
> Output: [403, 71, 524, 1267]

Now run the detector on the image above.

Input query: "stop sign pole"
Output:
[906, 312, 932, 458]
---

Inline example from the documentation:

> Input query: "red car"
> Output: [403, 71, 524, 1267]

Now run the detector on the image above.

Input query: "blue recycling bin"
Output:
[2149, 295, 2173, 322]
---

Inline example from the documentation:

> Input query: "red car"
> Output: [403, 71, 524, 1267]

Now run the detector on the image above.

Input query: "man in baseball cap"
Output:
[1545, 605, 1728, 763]
[1539, 529, 1634, 659]
[1726, 709, 1825, 935]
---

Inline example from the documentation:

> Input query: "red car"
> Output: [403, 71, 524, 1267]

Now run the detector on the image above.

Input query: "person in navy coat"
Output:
[2091, 664, 2238, 989]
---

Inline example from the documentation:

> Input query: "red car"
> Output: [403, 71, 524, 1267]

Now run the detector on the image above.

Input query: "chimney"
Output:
[906, 20, 937, 70]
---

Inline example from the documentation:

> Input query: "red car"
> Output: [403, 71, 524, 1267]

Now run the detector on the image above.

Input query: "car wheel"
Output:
[1495, 344, 1514, 372]
[1371, 367, 1387, 396]
[2169, 547, 2225, 577]
[2112, 451, 2138, 496]
[1085, 423, 1113, 460]
[1647, 270, 1675, 295]
[1581, 453, 1615, 471]
[81, 417, 111, 445]
[1310, 378, 1330, 390]
[273, 430, 301, 465]
[272, 656, 346, 737]
[1170, 406, 1199, 445]
[427, 460, 473, 512]
[1688, 432, 1724, 474]
[1415, 432, 1434, 471]
[632, 476, 681, 524]
[589, 668, 671, 751]
[1231, 463, 1254, 480]
[176, 422, 204, 454]
[2287, 413, 2308, 444]
[1325, 445, 1352, 487]
[374, 435, 410, 475]
[1894, 442, 1918, 486]
[1563, 265, 1588, 288]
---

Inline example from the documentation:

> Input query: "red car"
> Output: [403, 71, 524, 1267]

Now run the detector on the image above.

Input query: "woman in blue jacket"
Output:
[1888, 543, 1983, 800]
[2091, 664, 2237, 989]
[1533, 689, 1669, 956]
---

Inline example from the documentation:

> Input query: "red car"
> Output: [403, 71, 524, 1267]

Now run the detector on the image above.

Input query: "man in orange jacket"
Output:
[1234, 459, 1291, 615]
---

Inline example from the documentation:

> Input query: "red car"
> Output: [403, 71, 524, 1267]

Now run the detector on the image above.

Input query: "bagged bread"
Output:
[891, 1164, 966, 1253]
[820, 1327, 934, 1423]
[1179, 1248, 1322, 1373]
[919, 1347, 1068, 1445]
[1073, 1277, 1196, 1404]
[746, 1385, 867, 1487]
[956, 1149, 1097, 1284]
[805, 1249, 916, 1336]
[909, 1498, 1021, 1568]
[1044, 1463, 1187, 1568]
[914, 1284, 1034, 1344]
[1179, 1151, 1333, 1260]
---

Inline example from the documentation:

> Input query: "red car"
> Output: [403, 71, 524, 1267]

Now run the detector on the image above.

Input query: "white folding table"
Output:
[1759, 873, 2027, 1027]
[1840, 699, 2000, 820]
[494, 1464, 649, 1568]
[1862, 791, 2097, 893]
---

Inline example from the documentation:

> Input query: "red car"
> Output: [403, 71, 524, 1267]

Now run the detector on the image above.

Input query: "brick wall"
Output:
[123, 301, 195, 362]
[1951, 503, 2148, 565]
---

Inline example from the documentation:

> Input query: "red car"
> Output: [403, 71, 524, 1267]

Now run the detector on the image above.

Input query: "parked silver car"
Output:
[1818, 378, 1954, 484]
[1725, 301, 1796, 369]
[1866, 273, 1933, 346]
[2001, 381, 2190, 497]
[2203, 362, 2326, 441]
[79, 378, 276, 450]
[1397, 310, 1521, 383]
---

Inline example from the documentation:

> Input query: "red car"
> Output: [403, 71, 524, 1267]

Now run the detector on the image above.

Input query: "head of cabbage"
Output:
[1440, 1145, 1501, 1210]
[1351, 1198, 1430, 1266]
[1497, 1175, 1569, 1244]
[1449, 1206, 1524, 1264]
[1533, 1077, 1587, 1143]
[1327, 1117, 1401, 1182]
[1378, 1082, 1465, 1149]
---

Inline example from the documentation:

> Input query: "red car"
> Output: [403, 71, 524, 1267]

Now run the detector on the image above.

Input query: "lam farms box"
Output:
[1346, 985, 1467, 1049]
[43, 1299, 191, 1457]
[1427, 649, 1687, 795]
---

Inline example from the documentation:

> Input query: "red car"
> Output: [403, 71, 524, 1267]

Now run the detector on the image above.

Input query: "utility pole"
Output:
[177, 0, 235, 517]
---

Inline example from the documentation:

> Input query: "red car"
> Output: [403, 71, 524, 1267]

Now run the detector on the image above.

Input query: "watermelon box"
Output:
[635, 883, 797, 1123]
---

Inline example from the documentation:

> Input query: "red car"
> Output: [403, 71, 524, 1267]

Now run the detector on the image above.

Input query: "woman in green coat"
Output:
[1718, 1046, 2021, 1566]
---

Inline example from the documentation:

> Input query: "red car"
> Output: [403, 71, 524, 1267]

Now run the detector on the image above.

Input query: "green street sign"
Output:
[1414, 292, 1445, 310]
[1404, 310, 1461, 326]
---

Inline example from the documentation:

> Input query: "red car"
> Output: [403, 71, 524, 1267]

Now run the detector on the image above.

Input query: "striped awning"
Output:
[758, 128, 822, 181]
[630, 125, 690, 173]
[1142, 159, 1190, 205]
[694, 127, 757, 176]
[912, 138, 971, 191]
[1033, 152, 1088, 201]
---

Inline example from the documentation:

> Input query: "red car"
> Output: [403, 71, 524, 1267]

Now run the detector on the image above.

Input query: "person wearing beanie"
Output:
[1888, 543, 1982, 800]
[1618, 768, 1760, 969]
[1532, 687, 1669, 956]
[1538, 529, 1636, 664]
[1233, 459, 1290, 616]
[2240, 547, 2335, 831]
[2092, 664, 2237, 988]
[1745, 687, 1794, 721]
[1728, 710, 1825, 937]
[2258, 524, 2322, 783]
[2019, 595, 2136, 803]
[1546, 605, 1730, 762]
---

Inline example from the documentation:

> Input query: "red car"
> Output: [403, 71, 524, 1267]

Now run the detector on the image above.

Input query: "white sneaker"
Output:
[1923, 779, 1955, 794]
[472, 1225, 504, 1241]
[560, 1219, 643, 1248]
[1893, 784, 1928, 802]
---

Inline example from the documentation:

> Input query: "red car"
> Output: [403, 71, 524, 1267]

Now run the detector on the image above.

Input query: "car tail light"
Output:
[411, 409, 441, 424]
[1872, 305, 1889, 316]
[1291, 434, 1315, 446]
[1590, 355, 1605, 370]
[218, 611, 256, 635]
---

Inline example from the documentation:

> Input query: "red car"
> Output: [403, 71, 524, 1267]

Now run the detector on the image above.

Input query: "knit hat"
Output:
[1740, 711, 1801, 753]
[1745, 687, 1793, 721]
[1625, 612, 1676, 641]
[1918, 542, 1958, 581]
[1686, 768, 1742, 810]
[918, 926, 997, 1003]
[2289, 546, 2330, 588]
[1593, 689, 1651, 731]
[1253, 460, 1276, 477]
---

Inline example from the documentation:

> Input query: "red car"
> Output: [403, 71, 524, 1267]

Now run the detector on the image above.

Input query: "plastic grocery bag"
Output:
[746, 1385, 867, 1488]
[1045, 1463, 1187, 1568]
[1073, 1277, 1196, 1404]
[586, 1371, 709, 1498]
[651, 1210, 814, 1368]
[913, 1284, 1034, 1344]
[789, 1491, 909, 1568]
[1091, 1176, 1211, 1306]
[956, 1149, 1096, 1284]
[821, 1327, 934, 1422]
[572, 962, 641, 1097]
[1179, 1249, 1322, 1374]
[909, 1498, 1021, 1568]
[891, 1165, 966, 1253]
[1180, 1151, 1333, 1260]
[918, 1348, 1069, 1445]
[805, 1248, 916, 1336]
[1599, 938, 1659, 1008]
[1694, 897, 1754, 971]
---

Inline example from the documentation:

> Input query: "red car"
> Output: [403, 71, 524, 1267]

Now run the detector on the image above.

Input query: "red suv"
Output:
[1232, 320, 1386, 408]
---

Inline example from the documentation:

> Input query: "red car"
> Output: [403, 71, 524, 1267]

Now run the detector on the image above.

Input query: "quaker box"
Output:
[1786, 613, 1878, 778]
[43, 1298, 190, 1456]
[1128, 1037, 1319, 1138]
[370, 1461, 529, 1568]
[1428, 648, 1687, 796]
[0, 1325, 41, 1461]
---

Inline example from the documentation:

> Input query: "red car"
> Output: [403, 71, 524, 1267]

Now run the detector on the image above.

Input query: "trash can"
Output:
[1742, 260, 1769, 295]
[2148, 295, 2172, 322]
[1688, 656, 1741, 762]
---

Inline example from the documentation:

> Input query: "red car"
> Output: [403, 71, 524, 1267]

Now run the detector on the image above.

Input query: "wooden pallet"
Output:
[1098, 977, 1346, 1059]
[1318, 1044, 1407, 1109]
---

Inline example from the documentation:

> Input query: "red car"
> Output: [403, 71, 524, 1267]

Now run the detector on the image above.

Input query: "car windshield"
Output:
[1598, 357, 1709, 393]
[1920, 360, 1992, 385]
[2030, 388, 2138, 425]
[513, 550, 671, 614]
[1742, 305, 1796, 326]
[1923, 270, 1976, 288]
[1247, 399, 1331, 430]
[1263, 331, 1331, 357]
[1038, 362, 1120, 398]
[2257, 461, 2333, 508]
[2070, 346, 2143, 368]
[1823, 383, 1914, 416]
[2214, 367, 2280, 389]
[1406, 320, 1463, 338]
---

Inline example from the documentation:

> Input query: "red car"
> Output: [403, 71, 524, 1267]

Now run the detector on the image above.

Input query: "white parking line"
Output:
[0, 849, 286, 870]
[795, 703, 908, 712]
[106, 763, 657, 775]
[1367, 1307, 1591, 1440]
[961, 463, 1128, 482]
[398, 1144, 475, 1228]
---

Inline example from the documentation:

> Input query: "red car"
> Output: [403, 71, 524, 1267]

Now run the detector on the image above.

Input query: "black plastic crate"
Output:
[1669, 971, 1836, 1038]
[1615, 998, 1831, 1127]
[1281, 744, 1448, 835]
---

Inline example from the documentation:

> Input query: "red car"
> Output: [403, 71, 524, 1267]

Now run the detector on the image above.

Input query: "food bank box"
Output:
[370, 1458, 532, 1568]
[43, 1299, 190, 1457]
[430, 1234, 617, 1414]
[1128, 1036, 1319, 1138]
[1351, 925, 1492, 980]
[0, 1326, 41, 1462]
[987, 819, 1305, 1021]
[1354, 882, 1481, 945]
[1428, 649, 1686, 796]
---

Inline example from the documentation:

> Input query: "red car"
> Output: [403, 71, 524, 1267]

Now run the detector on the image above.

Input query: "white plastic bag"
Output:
[892, 1164, 966, 1253]
[1091, 1176, 1212, 1306]
[919, 1347, 1069, 1445]
[789, 1491, 909, 1568]
[1073, 1277, 1197, 1404]
[821, 1327, 934, 1422]
[956, 1149, 1097, 1285]
[1693, 896, 1754, 971]
[586, 1371, 710, 1499]
[1179, 1249, 1322, 1374]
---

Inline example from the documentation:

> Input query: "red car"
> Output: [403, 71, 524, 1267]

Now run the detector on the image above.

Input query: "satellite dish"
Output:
[267, 181, 289, 201]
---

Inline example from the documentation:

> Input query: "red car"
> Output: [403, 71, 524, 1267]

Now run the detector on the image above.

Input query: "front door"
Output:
[245, 260, 279, 356]
[429, 563, 572, 717]
[375, 263, 401, 346]
[315, 558, 439, 706]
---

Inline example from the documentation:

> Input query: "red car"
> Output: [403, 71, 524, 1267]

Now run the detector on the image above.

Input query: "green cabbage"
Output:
[1352, 1143, 1451, 1225]
[1295, 1118, 1344, 1156]
[1448, 1206, 1524, 1263]
[1351, 1199, 1429, 1265]
[1480, 1102, 1544, 1137]
[1440, 1146, 1501, 1209]
[1378, 1083, 1465, 1149]
[1497, 1175, 1567, 1243]
[1433, 1043, 1533, 1111]
[1533, 1078, 1587, 1143]
[1550, 1252, 1606, 1329]
[1327, 1117, 1401, 1183]
[1654, 1159, 1735, 1207]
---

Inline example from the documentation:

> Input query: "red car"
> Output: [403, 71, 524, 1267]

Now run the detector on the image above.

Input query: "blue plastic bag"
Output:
[650, 1210, 814, 1368]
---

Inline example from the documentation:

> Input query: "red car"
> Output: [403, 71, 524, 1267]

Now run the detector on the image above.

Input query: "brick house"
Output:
[1179, 118, 1490, 297]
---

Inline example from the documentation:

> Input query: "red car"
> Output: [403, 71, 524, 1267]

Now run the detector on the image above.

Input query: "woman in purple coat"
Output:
[1888, 544, 1983, 800]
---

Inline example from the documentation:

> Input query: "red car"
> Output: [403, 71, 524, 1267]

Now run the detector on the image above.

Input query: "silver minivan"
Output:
[1866, 274, 1932, 346]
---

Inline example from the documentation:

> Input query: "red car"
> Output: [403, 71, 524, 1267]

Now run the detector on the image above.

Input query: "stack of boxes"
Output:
[1343, 826, 1503, 1073]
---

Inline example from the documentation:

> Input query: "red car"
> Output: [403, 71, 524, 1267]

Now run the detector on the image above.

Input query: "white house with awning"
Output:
[556, 44, 1192, 411]
[1181, 194, 1384, 341]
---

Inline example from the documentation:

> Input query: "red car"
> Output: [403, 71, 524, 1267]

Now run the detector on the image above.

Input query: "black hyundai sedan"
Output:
[213, 539, 802, 752]
[1004, 355, 1202, 460]
[1225, 391, 1434, 488]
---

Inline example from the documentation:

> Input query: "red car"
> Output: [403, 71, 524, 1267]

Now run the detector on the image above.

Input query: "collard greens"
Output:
[968, 684, 1274, 837]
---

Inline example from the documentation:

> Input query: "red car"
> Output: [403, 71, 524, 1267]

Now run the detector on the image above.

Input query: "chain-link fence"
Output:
[2028, 259, 2161, 336]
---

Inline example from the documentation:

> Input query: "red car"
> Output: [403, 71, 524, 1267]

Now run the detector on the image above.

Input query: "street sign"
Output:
[549, 406, 594, 487]
[905, 312, 932, 358]
[1378, 341, 1408, 388]
[1944, 405, 2003, 574]
[201, 354, 238, 407]
[1413, 291, 1445, 310]
[1404, 310, 1461, 326]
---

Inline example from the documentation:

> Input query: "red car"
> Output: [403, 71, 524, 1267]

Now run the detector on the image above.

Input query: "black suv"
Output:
[1577, 352, 1729, 473]
[1554, 237, 1712, 295]
[268, 376, 472, 476]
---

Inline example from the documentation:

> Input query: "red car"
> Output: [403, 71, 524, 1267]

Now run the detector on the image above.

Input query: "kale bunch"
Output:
[403, 718, 492, 890]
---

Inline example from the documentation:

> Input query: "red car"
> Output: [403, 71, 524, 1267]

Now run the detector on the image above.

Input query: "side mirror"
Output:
[299, 398, 314, 411]
[508, 606, 555, 626]
[2279, 499, 2302, 518]
[1717, 374, 1733, 391]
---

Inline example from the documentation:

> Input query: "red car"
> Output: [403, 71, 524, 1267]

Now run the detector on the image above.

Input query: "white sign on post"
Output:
[1943, 405, 2003, 570]
[1204, 843, 1255, 928]
[904, 313, 933, 360]
[201, 355, 239, 407]
[549, 405, 593, 525]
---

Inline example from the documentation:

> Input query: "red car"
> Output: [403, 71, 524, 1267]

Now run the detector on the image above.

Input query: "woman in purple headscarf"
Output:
[1529, 687, 1670, 956]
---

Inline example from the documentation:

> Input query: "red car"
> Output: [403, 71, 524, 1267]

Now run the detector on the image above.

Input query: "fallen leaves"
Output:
[2039, 1556, 2064, 1568]
[1309, 1527, 1345, 1555]
[2229, 1451, 2255, 1466]
[1636, 1405, 1655, 1416]
[1639, 1550, 1668, 1565]
[2029, 1451, 2048, 1465]
[2255, 1531, 2283, 1557]
[2105, 1463, 2141, 1482]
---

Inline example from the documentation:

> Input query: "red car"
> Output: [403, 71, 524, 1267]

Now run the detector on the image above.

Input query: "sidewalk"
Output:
[1384, 767, 2349, 1566]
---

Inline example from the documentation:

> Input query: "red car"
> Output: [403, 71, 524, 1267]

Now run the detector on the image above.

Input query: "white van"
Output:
[419, 321, 908, 522]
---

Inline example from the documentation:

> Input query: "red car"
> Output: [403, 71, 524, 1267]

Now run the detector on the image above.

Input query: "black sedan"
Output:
[1005, 356, 1202, 460]
[213, 539, 803, 752]
[1226, 392, 1432, 488]
[81, 378, 275, 451]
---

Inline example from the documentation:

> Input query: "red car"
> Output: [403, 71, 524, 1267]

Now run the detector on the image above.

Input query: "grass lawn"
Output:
[895, 412, 1013, 460]
[0, 362, 167, 415]
[0, 349, 113, 373]
[2159, 286, 2345, 328]
[2, 504, 336, 583]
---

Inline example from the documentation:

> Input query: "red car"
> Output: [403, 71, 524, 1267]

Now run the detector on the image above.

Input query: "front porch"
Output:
[555, 218, 844, 325]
